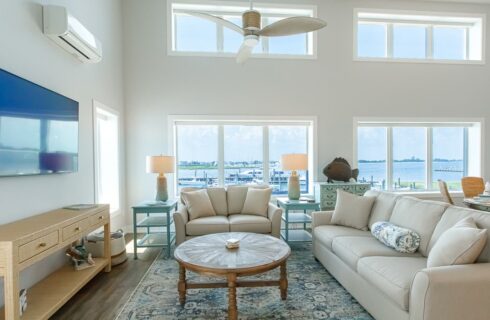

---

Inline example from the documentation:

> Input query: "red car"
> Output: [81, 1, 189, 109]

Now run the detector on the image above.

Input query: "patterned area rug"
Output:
[116, 243, 373, 320]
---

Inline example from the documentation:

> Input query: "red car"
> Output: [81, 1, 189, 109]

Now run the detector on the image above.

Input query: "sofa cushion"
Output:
[227, 185, 269, 214]
[331, 190, 376, 230]
[179, 187, 200, 205]
[427, 217, 487, 268]
[241, 188, 272, 217]
[365, 190, 401, 229]
[227, 185, 249, 214]
[181, 189, 216, 221]
[313, 225, 371, 250]
[206, 187, 228, 216]
[332, 236, 422, 270]
[186, 216, 229, 236]
[228, 214, 271, 234]
[371, 221, 421, 253]
[428, 206, 490, 262]
[389, 197, 448, 256]
[358, 256, 427, 311]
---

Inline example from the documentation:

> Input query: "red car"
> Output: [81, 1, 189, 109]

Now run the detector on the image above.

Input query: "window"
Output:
[176, 125, 218, 189]
[94, 103, 120, 214]
[169, 1, 317, 58]
[355, 119, 482, 192]
[224, 125, 263, 186]
[171, 117, 315, 195]
[355, 9, 485, 63]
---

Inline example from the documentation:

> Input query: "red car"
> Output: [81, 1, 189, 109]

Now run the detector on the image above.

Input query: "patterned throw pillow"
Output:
[371, 221, 421, 253]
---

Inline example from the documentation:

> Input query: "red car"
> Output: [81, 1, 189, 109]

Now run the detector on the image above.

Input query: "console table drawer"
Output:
[19, 231, 59, 262]
[90, 210, 109, 226]
[62, 219, 89, 241]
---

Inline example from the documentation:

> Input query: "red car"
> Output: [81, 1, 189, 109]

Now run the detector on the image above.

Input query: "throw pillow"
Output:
[181, 189, 216, 221]
[427, 217, 487, 268]
[331, 189, 375, 230]
[241, 187, 272, 217]
[371, 221, 421, 253]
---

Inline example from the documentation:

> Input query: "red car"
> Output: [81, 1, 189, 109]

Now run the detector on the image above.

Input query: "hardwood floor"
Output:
[51, 235, 161, 320]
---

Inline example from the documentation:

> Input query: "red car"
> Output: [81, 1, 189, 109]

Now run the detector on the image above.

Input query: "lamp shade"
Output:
[281, 153, 308, 171]
[146, 155, 175, 174]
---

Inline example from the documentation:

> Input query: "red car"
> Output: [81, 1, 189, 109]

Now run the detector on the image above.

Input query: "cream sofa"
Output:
[312, 190, 490, 320]
[174, 186, 282, 245]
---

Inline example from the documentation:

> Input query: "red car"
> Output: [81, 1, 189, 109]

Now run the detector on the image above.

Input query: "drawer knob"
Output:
[39, 242, 47, 247]
[98, 216, 103, 220]
[75, 227, 81, 231]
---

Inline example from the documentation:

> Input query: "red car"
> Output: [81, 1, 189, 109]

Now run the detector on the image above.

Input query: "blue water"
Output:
[358, 160, 464, 190]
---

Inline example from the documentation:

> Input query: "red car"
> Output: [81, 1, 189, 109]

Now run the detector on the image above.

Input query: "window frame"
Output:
[167, 0, 319, 60]
[353, 117, 484, 193]
[93, 100, 121, 216]
[168, 115, 318, 196]
[353, 8, 486, 64]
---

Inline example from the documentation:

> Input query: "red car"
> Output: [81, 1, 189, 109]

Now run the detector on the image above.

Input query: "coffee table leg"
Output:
[178, 264, 186, 305]
[228, 273, 238, 320]
[280, 262, 288, 300]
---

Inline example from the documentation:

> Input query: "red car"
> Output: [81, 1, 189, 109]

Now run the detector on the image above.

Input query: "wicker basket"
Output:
[86, 229, 127, 266]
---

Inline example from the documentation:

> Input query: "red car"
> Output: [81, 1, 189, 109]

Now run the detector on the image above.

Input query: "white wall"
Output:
[123, 0, 490, 212]
[0, 0, 125, 305]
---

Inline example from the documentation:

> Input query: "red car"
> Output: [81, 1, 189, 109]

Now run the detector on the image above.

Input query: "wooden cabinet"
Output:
[0, 205, 111, 320]
[314, 182, 371, 210]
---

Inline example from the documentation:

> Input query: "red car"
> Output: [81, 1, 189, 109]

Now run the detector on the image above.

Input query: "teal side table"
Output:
[276, 198, 321, 243]
[132, 200, 178, 259]
[314, 182, 371, 210]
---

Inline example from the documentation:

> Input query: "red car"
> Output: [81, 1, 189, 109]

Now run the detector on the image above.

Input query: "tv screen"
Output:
[0, 68, 79, 176]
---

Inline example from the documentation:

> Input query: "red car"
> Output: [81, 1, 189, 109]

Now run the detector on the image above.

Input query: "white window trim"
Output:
[167, 115, 318, 196]
[93, 100, 121, 216]
[167, 0, 319, 60]
[353, 117, 485, 193]
[353, 8, 486, 65]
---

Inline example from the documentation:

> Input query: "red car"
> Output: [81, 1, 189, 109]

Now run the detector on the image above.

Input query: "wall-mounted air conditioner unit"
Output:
[43, 5, 102, 63]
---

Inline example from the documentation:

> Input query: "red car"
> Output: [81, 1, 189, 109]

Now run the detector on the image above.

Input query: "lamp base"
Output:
[156, 174, 168, 202]
[288, 172, 301, 200]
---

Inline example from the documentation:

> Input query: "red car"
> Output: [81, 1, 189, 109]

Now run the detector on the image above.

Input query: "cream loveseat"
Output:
[174, 186, 282, 245]
[312, 190, 490, 320]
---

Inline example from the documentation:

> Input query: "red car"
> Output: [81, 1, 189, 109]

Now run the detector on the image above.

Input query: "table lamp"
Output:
[281, 153, 308, 200]
[146, 155, 175, 202]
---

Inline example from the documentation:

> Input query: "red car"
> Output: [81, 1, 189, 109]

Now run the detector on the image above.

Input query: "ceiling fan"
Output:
[180, 2, 327, 64]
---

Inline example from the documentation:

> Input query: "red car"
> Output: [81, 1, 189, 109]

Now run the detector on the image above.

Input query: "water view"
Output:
[358, 160, 464, 191]
[177, 159, 464, 193]
[178, 161, 308, 194]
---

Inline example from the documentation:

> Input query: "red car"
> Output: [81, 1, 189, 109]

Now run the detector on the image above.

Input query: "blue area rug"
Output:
[116, 243, 373, 319]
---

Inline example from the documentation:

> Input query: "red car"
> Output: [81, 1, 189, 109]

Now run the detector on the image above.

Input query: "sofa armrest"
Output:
[311, 211, 333, 229]
[410, 263, 490, 320]
[173, 206, 189, 246]
[268, 203, 282, 238]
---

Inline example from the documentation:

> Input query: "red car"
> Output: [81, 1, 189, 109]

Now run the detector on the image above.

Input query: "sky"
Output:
[176, 14, 308, 55]
[358, 127, 465, 161]
[358, 23, 465, 60]
[177, 125, 307, 163]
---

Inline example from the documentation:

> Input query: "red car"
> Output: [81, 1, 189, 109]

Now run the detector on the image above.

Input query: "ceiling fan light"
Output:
[244, 35, 259, 47]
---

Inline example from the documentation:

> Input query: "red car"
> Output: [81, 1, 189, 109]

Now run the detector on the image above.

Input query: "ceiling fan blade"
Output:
[236, 42, 254, 64]
[258, 16, 326, 37]
[180, 10, 244, 35]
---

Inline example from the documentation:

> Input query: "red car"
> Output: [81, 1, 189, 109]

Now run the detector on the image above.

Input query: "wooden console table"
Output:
[0, 205, 111, 320]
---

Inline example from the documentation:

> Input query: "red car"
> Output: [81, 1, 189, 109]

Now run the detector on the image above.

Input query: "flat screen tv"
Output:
[0, 68, 79, 176]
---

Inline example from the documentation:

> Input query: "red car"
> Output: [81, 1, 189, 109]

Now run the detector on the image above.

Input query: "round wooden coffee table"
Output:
[174, 232, 291, 320]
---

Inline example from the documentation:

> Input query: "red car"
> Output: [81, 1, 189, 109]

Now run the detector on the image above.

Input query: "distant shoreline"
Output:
[358, 159, 462, 163]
